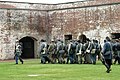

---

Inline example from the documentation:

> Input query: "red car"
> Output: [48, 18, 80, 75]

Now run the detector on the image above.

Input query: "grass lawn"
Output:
[0, 59, 120, 80]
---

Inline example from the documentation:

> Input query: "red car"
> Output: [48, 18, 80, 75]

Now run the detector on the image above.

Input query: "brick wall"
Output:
[49, 3, 120, 42]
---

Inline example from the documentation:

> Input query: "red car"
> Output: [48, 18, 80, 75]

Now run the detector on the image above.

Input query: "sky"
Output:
[0, 0, 85, 4]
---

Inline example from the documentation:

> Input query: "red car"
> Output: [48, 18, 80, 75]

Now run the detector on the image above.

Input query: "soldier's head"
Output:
[106, 36, 111, 41]
[104, 40, 106, 43]
[41, 39, 45, 42]
[15, 37, 19, 42]
[51, 39, 54, 42]
[95, 40, 98, 43]
[15, 39, 20, 45]
[50, 40, 54, 44]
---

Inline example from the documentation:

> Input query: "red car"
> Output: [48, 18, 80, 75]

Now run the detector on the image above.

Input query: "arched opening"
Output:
[19, 36, 36, 59]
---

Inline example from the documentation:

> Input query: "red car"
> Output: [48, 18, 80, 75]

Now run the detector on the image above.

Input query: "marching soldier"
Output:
[76, 40, 84, 64]
[48, 40, 56, 63]
[14, 40, 23, 64]
[102, 37, 113, 73]
[90, 39, 97, 64]
[55, 40, 65, 64]
[39, 39, 51, 64]
[84, 38, 92, 64]
[67, 40, 76, 64]
[113, 39, 120, 64]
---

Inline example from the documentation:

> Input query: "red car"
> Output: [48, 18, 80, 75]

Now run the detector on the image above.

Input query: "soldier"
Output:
[76, 40, 84, 64]
[90, 39, 97, 64]
[113, 39, 120, 64]
[14, 40, 23, 64]
[55, 40, 64, 63]
[84, 38, 92, 64]
[95, 40, 102, 61]
[48, 40, 56, 63]
[102, 37, 113, 73]
[57, 41, 66, 64]
[39, 39, 51, 64]
[66, 40, 70, 64]
[67, 40, 76, 64]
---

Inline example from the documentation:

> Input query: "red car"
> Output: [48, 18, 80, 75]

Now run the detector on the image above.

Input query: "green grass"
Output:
[0, 59, 120, 80]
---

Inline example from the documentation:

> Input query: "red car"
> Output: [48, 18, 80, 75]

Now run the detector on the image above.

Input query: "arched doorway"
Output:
[19, 36, 36, 59]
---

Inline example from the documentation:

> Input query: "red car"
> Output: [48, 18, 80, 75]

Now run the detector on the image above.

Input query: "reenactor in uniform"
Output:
[39, 39, 51, 64]
[57, 41, 66, 64]
[54, 40, 64, 63]
[14, 40, 23, 64]
[76, 40, 84, 64]
[113, 39, 120, 64]
[84, 38, 92, 64]
[102, 37, 113, 73]
[48, 40, 56, 63]
[90, 39, 97, 64]
[67, 40, 76, 64]
[95, 40, 102, 61]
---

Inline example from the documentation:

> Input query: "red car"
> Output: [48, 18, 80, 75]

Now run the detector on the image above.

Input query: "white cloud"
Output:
[0, 0, 85, 4]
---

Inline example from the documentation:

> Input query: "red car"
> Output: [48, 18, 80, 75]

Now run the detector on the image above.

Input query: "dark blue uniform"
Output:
[102, 40, 113, 73]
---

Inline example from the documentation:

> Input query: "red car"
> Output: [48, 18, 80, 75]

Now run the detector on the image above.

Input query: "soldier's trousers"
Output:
[15, 54, 23, 64]
[114, 56, 120, 64]
[90, 54, 97, 64]
[68, 54, 75, 64]
[77, 54, 83, 64]
[40, 54, 51, 64]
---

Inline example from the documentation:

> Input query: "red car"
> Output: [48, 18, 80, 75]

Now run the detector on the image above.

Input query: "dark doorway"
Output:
[19, 36, 35, 59]
[111, 33, 120, 39]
